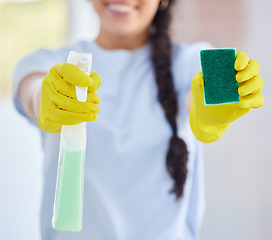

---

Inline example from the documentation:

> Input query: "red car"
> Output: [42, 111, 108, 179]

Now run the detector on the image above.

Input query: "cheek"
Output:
[92, 0, 104, 17]
[138, 3, 159, 29]
[143, 0, 161, 12]
[140, 1, 160, 21]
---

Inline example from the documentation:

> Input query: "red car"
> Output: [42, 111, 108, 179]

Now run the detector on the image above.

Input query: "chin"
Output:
[107, 24, 141, 38]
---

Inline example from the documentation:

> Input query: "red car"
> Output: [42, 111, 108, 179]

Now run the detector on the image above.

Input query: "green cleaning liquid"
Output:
[52, 150, 86, 231]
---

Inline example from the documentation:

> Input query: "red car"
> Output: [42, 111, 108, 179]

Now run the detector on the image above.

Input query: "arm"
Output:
[18, 73, 46, 122]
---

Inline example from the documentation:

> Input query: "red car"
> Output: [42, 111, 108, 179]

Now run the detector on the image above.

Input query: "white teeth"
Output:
[108, 4, 134, 13]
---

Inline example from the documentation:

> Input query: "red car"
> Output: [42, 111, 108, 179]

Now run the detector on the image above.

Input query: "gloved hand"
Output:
[38, 63, 102, 133]
[189, 51, 264, 143]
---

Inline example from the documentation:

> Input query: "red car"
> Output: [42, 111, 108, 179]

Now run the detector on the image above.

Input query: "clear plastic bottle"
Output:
[52, 51, 92, 232]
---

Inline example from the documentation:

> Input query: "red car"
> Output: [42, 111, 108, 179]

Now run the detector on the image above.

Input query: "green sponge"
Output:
[200, 48, 239, 105]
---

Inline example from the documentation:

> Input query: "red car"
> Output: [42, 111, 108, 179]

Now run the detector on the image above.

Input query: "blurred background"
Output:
[0, 0, 271, 239]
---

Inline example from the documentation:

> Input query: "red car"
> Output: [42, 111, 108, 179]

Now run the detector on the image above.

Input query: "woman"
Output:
[14, 0, 263, 239]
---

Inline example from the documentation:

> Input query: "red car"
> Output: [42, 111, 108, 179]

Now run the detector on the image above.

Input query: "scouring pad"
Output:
[200, 48, 240, 105]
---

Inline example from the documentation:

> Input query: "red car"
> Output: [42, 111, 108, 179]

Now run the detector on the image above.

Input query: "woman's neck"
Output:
[95, 29, 150, 50]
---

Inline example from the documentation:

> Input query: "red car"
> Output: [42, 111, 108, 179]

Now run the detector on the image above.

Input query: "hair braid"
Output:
[151, 0, 189, 199]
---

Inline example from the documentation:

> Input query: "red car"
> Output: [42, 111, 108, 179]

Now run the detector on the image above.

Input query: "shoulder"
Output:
[171, 41, 213, 77]
[171, 41, 213, 99]
[20, 41, 94, 63]
[171, 41, 212, 78]
[172, 41, 212, 64]
[15, 41, 94, 73]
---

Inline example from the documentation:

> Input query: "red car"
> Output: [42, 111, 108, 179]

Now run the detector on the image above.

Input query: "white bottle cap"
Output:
[67, 51, 92, 102]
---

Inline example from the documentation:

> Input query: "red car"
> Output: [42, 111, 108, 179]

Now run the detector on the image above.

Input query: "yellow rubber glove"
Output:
[190, 51, 264, 143]
[38, 62, 102, 133]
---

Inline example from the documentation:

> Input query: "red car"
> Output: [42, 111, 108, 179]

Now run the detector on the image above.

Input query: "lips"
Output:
[105, 2, 137, 14]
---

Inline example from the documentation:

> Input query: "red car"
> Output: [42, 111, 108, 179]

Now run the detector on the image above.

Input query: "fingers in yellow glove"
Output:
[239, 90, 264, 109]
[53, 64, 102, 97]
[238, 75, 264, 96]
[38, 63, 102, 133]
[43, 107, 98, 125]
[56, 63, 93, 87]
[89, 72, 102, 93]
[236, 59, 260, 82]
[87, 92, 100, 104]
[39, 111, 98, 133]
[234, 51, 249, 71]
[52, 92, 100, 114]
[235, 51, 264, 109]
[191, 72, 204, 92]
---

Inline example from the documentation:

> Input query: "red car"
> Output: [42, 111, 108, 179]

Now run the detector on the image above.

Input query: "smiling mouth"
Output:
[106, 2, 138, 14]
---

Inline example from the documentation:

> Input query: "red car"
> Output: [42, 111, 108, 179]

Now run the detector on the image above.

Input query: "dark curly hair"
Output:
[151, 0, 188, 200]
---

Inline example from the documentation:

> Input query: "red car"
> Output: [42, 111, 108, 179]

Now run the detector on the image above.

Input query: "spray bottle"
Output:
[52, 51, 92, 232]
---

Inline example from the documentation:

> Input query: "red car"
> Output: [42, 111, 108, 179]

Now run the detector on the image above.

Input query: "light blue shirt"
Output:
[13, 40, 211, 240]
